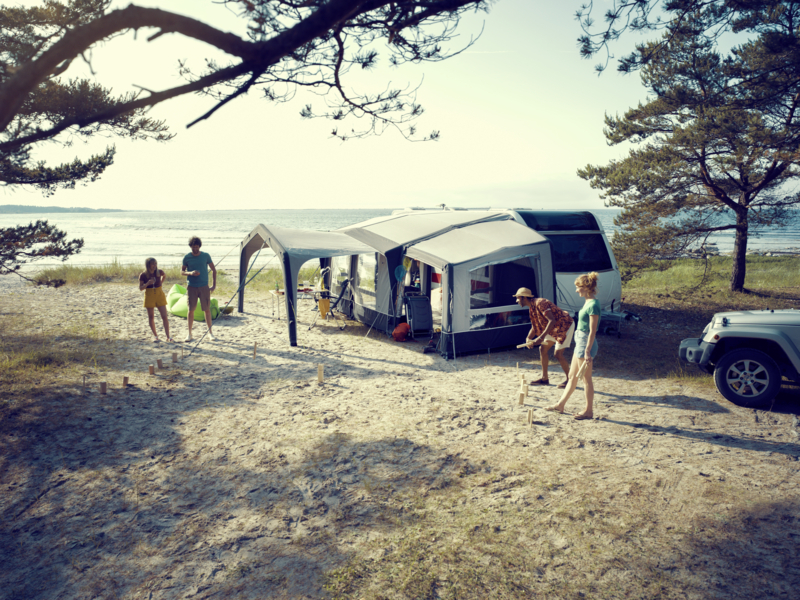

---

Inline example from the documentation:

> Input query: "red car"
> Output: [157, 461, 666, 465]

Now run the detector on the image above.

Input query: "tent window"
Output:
[469, 257, 537, 310]
[545, 233, 612, 272]
[355, 253, 378, 308]
[470, 309, 529, 330]
[331, 255, 350, 285]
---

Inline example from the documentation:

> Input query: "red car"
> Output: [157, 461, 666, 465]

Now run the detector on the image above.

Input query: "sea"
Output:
[2, 207, 799, 273]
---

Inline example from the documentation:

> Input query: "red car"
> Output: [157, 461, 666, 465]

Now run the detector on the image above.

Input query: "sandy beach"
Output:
[1, 281, 799, 599]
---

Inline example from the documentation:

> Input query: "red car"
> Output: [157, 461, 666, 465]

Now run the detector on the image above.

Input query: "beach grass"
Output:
[0, 315, 107, 406]
[611, 256, 800, 387]
[623, 255, 800, 301]
[215, 265, 321, 297]
[34, 260, 325, 299]
[33, 258, 183, 286]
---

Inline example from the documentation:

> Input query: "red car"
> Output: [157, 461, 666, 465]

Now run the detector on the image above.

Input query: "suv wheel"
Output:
[713, 348, 781, 408]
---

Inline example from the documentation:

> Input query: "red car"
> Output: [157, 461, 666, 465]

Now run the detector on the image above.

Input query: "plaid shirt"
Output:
[528, 298, 573, 343]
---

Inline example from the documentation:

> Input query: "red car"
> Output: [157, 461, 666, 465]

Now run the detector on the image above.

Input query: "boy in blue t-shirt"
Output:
[181, 236, 217, 342]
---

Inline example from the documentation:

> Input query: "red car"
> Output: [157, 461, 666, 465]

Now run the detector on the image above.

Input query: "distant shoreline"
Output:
[0, 204, 124, 214]
[0, 206, 409, 214]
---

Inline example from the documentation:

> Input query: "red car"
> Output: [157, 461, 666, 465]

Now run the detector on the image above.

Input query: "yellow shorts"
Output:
[144, 287, 167, 309]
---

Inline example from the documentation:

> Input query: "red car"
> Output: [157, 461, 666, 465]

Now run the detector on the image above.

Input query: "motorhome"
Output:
[393, 208, 622, 316]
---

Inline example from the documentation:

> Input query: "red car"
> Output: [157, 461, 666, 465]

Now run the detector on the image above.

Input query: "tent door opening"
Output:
[399, 259, 442, 338]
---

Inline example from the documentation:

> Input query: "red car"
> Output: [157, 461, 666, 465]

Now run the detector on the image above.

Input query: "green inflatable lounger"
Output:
[167, 284, 220, 320]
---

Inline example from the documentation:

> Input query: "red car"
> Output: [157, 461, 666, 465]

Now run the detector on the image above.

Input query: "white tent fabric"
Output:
[339, 210, 511, 253]
[403, 219, 550, 269]
[404, 220, 554, 334]
[238, 224, 374, 345]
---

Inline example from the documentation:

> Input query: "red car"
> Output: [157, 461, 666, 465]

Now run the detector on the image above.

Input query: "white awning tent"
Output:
[237, 224, 374, 345]
[404, 219, 554, 339]
[338, 211, 556, 358]
[237, 213, 557, 357]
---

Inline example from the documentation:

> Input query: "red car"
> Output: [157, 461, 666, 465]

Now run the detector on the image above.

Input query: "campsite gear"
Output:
[238, 225, 374, 346]
[317, 295, 331, 318]
[512, 287, 535, 298]
[308, 278, 350, 331]
[404, 294, 433, 338]
[166, 284, 220, 320]
[392, 322, 411, 342]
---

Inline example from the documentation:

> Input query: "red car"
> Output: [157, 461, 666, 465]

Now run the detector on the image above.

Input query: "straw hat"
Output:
[512, 287, 535, 298]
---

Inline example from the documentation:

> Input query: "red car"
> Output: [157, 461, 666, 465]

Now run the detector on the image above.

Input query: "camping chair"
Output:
[404, 293, 433, 338]
[309, 278, 350, 331]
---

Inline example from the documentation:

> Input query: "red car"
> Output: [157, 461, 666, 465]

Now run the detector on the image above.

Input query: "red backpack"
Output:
[392, 322, 411, 342]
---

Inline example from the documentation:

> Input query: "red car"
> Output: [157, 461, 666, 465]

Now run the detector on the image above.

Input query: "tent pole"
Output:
[237, 239, 248, 313]
[283, 253, 297, 347]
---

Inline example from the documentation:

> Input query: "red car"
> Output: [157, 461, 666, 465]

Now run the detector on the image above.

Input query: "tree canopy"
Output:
[0, 0, 490, 194]
[577, 1, 800, 291]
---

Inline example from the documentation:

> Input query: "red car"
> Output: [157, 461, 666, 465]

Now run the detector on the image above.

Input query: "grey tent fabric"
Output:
[237, 214, 557, 358]
[403, 219, 551, 269]
[238, 224, 374, 345]
[339, 210, 511, 254]
[404, 220, 554, 336]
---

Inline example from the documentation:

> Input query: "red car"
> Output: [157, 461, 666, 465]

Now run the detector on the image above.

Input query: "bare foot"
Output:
[543, 405, 564, 413]
[574, 412, 593, 420]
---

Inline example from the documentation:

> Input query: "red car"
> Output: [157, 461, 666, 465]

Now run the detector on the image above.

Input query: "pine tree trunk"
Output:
[730, 211, 748, 292]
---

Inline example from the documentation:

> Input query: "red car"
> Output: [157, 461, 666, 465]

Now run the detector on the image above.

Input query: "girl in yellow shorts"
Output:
[139, 257, 173, 342]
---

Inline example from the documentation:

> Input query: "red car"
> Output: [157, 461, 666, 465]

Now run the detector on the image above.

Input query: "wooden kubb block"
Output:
[149, 364, 155, 375]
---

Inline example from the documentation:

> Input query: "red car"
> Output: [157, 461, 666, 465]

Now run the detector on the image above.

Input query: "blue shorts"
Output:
[574, 329, 598, 359]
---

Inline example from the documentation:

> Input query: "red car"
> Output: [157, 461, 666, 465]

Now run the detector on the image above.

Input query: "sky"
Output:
[5, 0, 652, 211]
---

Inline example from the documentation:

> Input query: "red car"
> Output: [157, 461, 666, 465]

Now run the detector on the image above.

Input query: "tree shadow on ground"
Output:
[0, 372, 478, 599]
[596, 390, 731, 413]
[610, 499, 800, 600]
[601, 419, 800, 458]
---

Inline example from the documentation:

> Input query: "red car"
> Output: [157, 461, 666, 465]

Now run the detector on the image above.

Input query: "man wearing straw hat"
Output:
[513, 287, 574, 388]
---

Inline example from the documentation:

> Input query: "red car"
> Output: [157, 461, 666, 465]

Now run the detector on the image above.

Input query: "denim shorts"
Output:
[574, 329, 598, 359]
